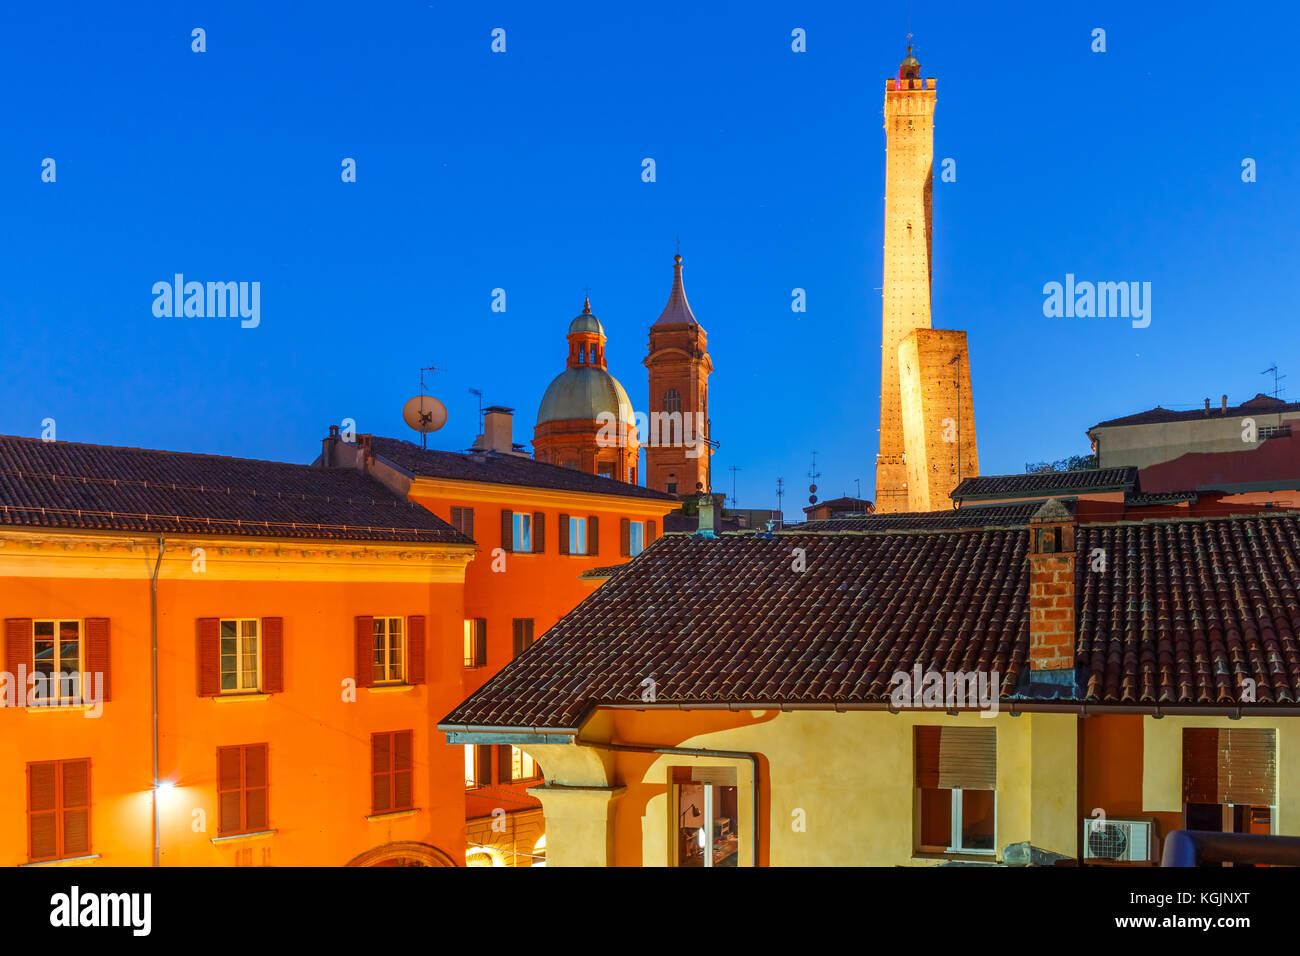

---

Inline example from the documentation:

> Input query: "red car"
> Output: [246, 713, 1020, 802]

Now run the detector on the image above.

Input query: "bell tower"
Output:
[876, 43, 936, 513]
[644, 254, 712, 496]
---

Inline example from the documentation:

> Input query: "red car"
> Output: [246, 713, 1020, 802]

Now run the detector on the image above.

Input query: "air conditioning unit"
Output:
[1082, 817, 1156, 863]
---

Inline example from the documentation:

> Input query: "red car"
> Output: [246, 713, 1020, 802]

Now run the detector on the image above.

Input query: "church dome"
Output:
[536, 366, 635, 426]
[568, 297, 604, 335]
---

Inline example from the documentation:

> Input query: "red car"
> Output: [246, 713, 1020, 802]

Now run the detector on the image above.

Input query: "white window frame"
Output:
[219, 618, 261, 694]
[372, 616, 405, 684]
[513, 512, 532, 552]
[919, 787, 997, 856]
[510, 745, 539, 782]
[32, 619, 84, 702]
[569, 516, 587, 555]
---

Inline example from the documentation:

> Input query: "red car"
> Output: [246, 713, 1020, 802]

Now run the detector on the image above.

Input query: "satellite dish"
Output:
[403, 395, 448, 435]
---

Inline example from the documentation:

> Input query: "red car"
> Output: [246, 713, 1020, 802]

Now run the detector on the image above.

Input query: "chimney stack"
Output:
[1204, 398, 1211, 412]
[1026, 498, 1076, 692]
[473, 406, 515, 454]
[696, 493, 717, 539]
[1222, 394, 1229, 413]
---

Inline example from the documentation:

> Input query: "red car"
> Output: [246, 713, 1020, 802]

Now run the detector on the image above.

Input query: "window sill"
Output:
[367, 808, 421, 822]
[20, 702, 98, 715]
[22, 854, 101, 867]
[368, 684, 415, 694]
[211, 829, 277, 845]
[911, 851, 999, 865]
[464, 664, 486, 671]
[212, 693, 270, 703]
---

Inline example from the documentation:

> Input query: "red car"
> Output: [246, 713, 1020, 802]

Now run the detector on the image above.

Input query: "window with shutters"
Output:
[27, 758, 91, 862]
[372, 731, 414, 813]
[1182, 728, 1276, 840]
[217, 744, 269, 837]
[31, 620, 83, 703]
[512, 619, 535, 658]
[503, 745, 540, 783]
[450, 505, 475, 539]
[463, 618, 487, 668]
[915, 726, 996, 855]
[219, 619, 260, 693]
[372, 616, 404, 684]
[568, 516, 588, 555]
[512, 512, 532, 552]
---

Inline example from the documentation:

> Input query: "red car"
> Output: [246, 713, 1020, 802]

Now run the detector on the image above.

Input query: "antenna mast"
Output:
[1262, 364, 1286, 399]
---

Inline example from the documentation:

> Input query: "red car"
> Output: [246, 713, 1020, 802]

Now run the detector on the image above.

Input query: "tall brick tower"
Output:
[644, 254, 712, 496]
[876, 44, 936, 513]
[876, 43, 978, 513]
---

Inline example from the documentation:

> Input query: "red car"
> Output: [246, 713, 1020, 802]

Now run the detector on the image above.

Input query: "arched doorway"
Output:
[346, 842, 459, 867]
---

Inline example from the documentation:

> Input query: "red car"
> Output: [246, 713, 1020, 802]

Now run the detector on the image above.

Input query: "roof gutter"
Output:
[594, 700, 1290, 718]
[578, 738, 761, 868]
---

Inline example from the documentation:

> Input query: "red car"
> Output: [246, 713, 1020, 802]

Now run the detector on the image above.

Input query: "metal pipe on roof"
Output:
[578, 738, 760, 868]
[150, 536, 165, 868]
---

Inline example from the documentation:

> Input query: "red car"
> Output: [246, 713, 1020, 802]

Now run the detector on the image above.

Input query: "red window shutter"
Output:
[60, 759, 90, 856]
[464, 507, 475, 540]
[196, 618, 220, 697]
[372, 733, 392, 812]
[620, 517, 631, 557]
[407, 615, 426, 684]
[244, 744, 269, 831]
[647, 520, 657, 544]
[475, 744, 493, 785]
[497, 745, 512, 784]
[217, 746, 243, 835]
[587, 515, 599, 555]
[6, 619, 33, 707]
[84, 618, 111, 702]
[394, 730, 413, 810]
[28, 761, 58, 860]
[558, 513, 570, 554]
[501, 509, 514, 553]
[261, 617, 283, 694]
[474, 619, 487, 667]
[532, 512, 545, 553]
[354, 616, 374, 688]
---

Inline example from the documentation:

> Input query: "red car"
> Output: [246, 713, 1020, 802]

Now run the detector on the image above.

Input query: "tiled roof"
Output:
[802, 496, 874, 515]
[443, 512, 1300, 729]
[368, 436, 677, 502]
[1077, 514, 1300, 705]
[0, 435, 470, 544]
[799, 501, 1066, 532]
[951, 468, 1136, 502]
[441, 527, 1032, 729]
[1125, 490, 1198, 507]
[1091, 394, 1300, 430]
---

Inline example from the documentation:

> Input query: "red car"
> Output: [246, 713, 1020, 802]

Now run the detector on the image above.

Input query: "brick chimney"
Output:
[696, 493, 717, 538]
[1026, 498, 1076, 691]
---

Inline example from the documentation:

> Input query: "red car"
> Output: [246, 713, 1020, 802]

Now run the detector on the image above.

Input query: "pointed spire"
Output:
[582, 296, 592, 314]
[653, 253, 699, 327]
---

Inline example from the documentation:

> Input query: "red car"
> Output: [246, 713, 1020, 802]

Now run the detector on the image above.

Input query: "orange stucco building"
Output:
[0, 436, 475, 868]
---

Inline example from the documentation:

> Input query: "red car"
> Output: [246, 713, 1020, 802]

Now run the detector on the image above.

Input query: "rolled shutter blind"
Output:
[84, 618, 111, 702]
[1184, 728, 1276, 805]
[261, 617, 283, 694]
[196, 618, 220, 697]
[354, 616, 374, 688]
[915, 726, 995, 791]
[407, 615, 426, 684]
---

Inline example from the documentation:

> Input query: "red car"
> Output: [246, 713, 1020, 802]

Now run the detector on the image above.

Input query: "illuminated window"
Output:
[568, 516, 587, 555]
[219, 619, 259, 693]
[512, 512, 532, 552]
[371, 617, 404, 684]
[509, 746, 540, 783]
[672, 767, 738, 867]
[463, 619, 487, 668]
[32, 620, 82, 701]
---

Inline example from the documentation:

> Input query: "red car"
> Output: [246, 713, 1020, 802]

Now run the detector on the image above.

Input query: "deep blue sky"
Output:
[3, 1, 1297, 517]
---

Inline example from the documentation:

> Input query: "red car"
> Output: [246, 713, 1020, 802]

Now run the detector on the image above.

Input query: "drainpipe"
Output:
[578, 738, 761, 867]
[150, 537, 166, 867]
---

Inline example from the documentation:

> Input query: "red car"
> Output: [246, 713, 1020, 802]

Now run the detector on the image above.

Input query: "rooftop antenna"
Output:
[807, 451, 821, 506]
[402, 365, 447, 450]
[776, 477, 785, 530]
[855, 478, 861, 499]
[1262, 364, 1286, 399]
[728, 465, 741, 509]
[469, 388, 484, 434]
